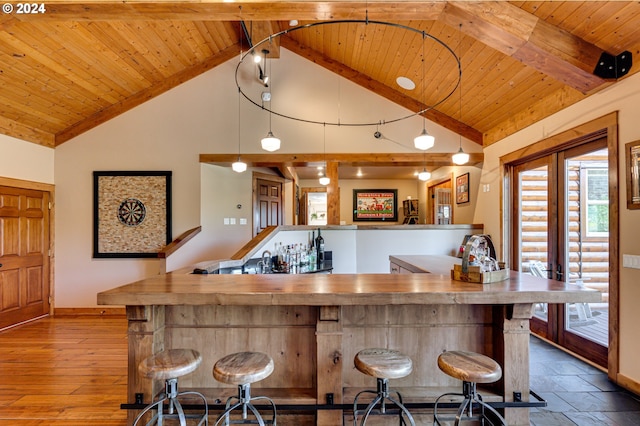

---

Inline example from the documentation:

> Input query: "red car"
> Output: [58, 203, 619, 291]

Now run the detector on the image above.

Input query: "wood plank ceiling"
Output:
[1, 1, 639, 176]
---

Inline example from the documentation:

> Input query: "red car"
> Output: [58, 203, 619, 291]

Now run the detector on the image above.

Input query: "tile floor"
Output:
[529, 335, 640, 425]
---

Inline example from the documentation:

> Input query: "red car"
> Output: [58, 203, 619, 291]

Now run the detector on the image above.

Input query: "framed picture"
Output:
[93, 171, 172, 258]
[353, 189, 398, 221]
[456, 173, 470, 204]
[626, 140, 640, 209]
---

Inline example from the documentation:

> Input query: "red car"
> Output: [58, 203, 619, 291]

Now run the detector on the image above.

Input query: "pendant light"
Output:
[452, 24, 469, 166]
[418, 169, 431, 181]
[414, 32, 435, 151]
[232, 90, 246, 172]
[417, 151, 430, 181]
[260, 50, 281, 152]
[319, 124, 330, 186]
[232, 10, 247, 173]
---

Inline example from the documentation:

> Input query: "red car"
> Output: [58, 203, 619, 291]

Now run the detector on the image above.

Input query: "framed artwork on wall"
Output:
[93, 171, 172, 258]
[625, 140, 640, 209]
[456, 172, 470, 204]
[353, 189, 398, 221]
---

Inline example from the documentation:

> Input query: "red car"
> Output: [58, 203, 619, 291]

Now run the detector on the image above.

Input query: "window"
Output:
[581, 166, 609, 238]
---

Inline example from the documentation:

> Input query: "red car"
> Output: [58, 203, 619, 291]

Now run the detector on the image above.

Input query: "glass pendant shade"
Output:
[261, 131, 281, 152]
[452, 147, 470, 165]
[418, 169, 431, 181]
[414, 128, 435, 150]
[232, 160, 247, 173]
[319, 175, 330, 186]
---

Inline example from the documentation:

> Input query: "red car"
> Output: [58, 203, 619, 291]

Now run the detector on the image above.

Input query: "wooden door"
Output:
[0, 186, 51, 329]
[254, 178, 283, 236]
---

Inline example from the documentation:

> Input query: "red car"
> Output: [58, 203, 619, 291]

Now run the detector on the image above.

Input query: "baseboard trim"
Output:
[54, 307, 126, 317]
[617, 373, 640, 396]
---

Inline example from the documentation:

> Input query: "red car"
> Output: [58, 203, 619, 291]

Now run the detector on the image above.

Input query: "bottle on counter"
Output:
[308, 243, 316, 267]
[315, 228, 325, 266]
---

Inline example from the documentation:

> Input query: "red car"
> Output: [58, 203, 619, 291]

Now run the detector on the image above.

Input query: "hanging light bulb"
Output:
[414, 32, 435, 151]
[232, 21, 247, 173]
[261, 51, 280, 152]
[319, 124, 330, 185]
[414, 128, 435, 150]
[418, 168, 431, 181]
[319, 174, 330, 186]
[232, 160, 247, 173]
[451, 24, 469, 166]
[452, 147, 469, 165]
[261, 131, 280, 152]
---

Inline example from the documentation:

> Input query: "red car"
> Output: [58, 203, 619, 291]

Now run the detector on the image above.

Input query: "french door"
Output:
[511, 138, 610, 367]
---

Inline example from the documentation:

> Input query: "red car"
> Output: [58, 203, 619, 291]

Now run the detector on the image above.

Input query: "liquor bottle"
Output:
[315, 228, 325, 266]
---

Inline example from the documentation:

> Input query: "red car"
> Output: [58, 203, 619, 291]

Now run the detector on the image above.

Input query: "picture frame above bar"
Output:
[353, 189, 398, 222]
[93, 171, 172, 258]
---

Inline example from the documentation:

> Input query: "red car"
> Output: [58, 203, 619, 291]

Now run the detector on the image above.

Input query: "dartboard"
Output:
[118, 198, 146, 226]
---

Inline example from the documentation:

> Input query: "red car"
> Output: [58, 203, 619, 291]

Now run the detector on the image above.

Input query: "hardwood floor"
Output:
[0, 315, 128, 425]
[1, 315, 638, 425]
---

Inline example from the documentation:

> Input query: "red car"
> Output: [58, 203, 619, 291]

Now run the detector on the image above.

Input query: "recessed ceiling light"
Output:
[289, 20, 299, 26]
[396, 76, 416, 90]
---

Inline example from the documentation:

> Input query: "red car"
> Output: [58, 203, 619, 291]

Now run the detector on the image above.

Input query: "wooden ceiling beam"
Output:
[200, 152, 484, 168]
[442, 1, 609, 94]
[14, 2, 445, 22]
[280, 36, 483, 145]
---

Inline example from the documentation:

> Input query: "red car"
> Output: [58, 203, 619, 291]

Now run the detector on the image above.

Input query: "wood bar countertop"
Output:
[97, 269, 601, 307]
[99, 255, 601, 426]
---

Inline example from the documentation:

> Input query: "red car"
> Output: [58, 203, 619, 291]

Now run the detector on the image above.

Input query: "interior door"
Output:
[512, 140, 609, 367]
[254, 178, 283, 236]
[0, 186, 51, 329]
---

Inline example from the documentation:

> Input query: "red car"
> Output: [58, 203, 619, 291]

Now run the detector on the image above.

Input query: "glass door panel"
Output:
[560, 147, 609, 357]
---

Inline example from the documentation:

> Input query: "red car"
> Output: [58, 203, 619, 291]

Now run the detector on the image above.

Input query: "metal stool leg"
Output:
[354, 378, 415, 426]
[433, 381, 506, 426]
[134, 378, 208, 426]
[214, 383, 276, 426]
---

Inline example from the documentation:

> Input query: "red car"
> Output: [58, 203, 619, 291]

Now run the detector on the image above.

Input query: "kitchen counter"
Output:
[98, 268, 600, 425]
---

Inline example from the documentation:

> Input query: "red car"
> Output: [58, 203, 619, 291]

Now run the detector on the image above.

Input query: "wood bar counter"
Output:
[97, 267, 600, 425]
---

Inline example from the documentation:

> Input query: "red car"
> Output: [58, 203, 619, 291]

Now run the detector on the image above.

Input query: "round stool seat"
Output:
[139, 348, 202, 381]
[354, 348, 413, 380]
[437, 350, 502, 384]
[213, 351, 274, 385]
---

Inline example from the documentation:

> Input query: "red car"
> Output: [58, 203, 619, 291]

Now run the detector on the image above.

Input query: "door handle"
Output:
[556, 264, 563, 281]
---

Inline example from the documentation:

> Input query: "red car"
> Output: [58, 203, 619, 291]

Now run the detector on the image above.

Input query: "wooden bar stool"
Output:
[433, 350, 506, 426]
[353, 348, 416, 426]
[212, 351, 276, 425]
[134, 348, 208, 426]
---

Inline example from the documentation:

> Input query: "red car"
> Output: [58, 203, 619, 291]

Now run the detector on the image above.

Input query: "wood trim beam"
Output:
[16, 2, 446, 22]
[54, 43, 241, 145]
[200, 152, 484, 168]
[442, 2, 608, 94]
[280, 37, 483, 145]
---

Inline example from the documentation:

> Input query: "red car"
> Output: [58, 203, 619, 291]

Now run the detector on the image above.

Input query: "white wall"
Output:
[473, 71, 640, 390]
[0, 134, 54, 184]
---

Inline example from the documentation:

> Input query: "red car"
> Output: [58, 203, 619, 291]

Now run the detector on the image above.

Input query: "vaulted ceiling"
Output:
[1, 1, 639, 154]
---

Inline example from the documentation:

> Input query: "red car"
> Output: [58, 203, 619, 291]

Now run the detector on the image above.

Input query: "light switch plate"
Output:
[623, 254, 640, 269]
[223, 218, 230, 225]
